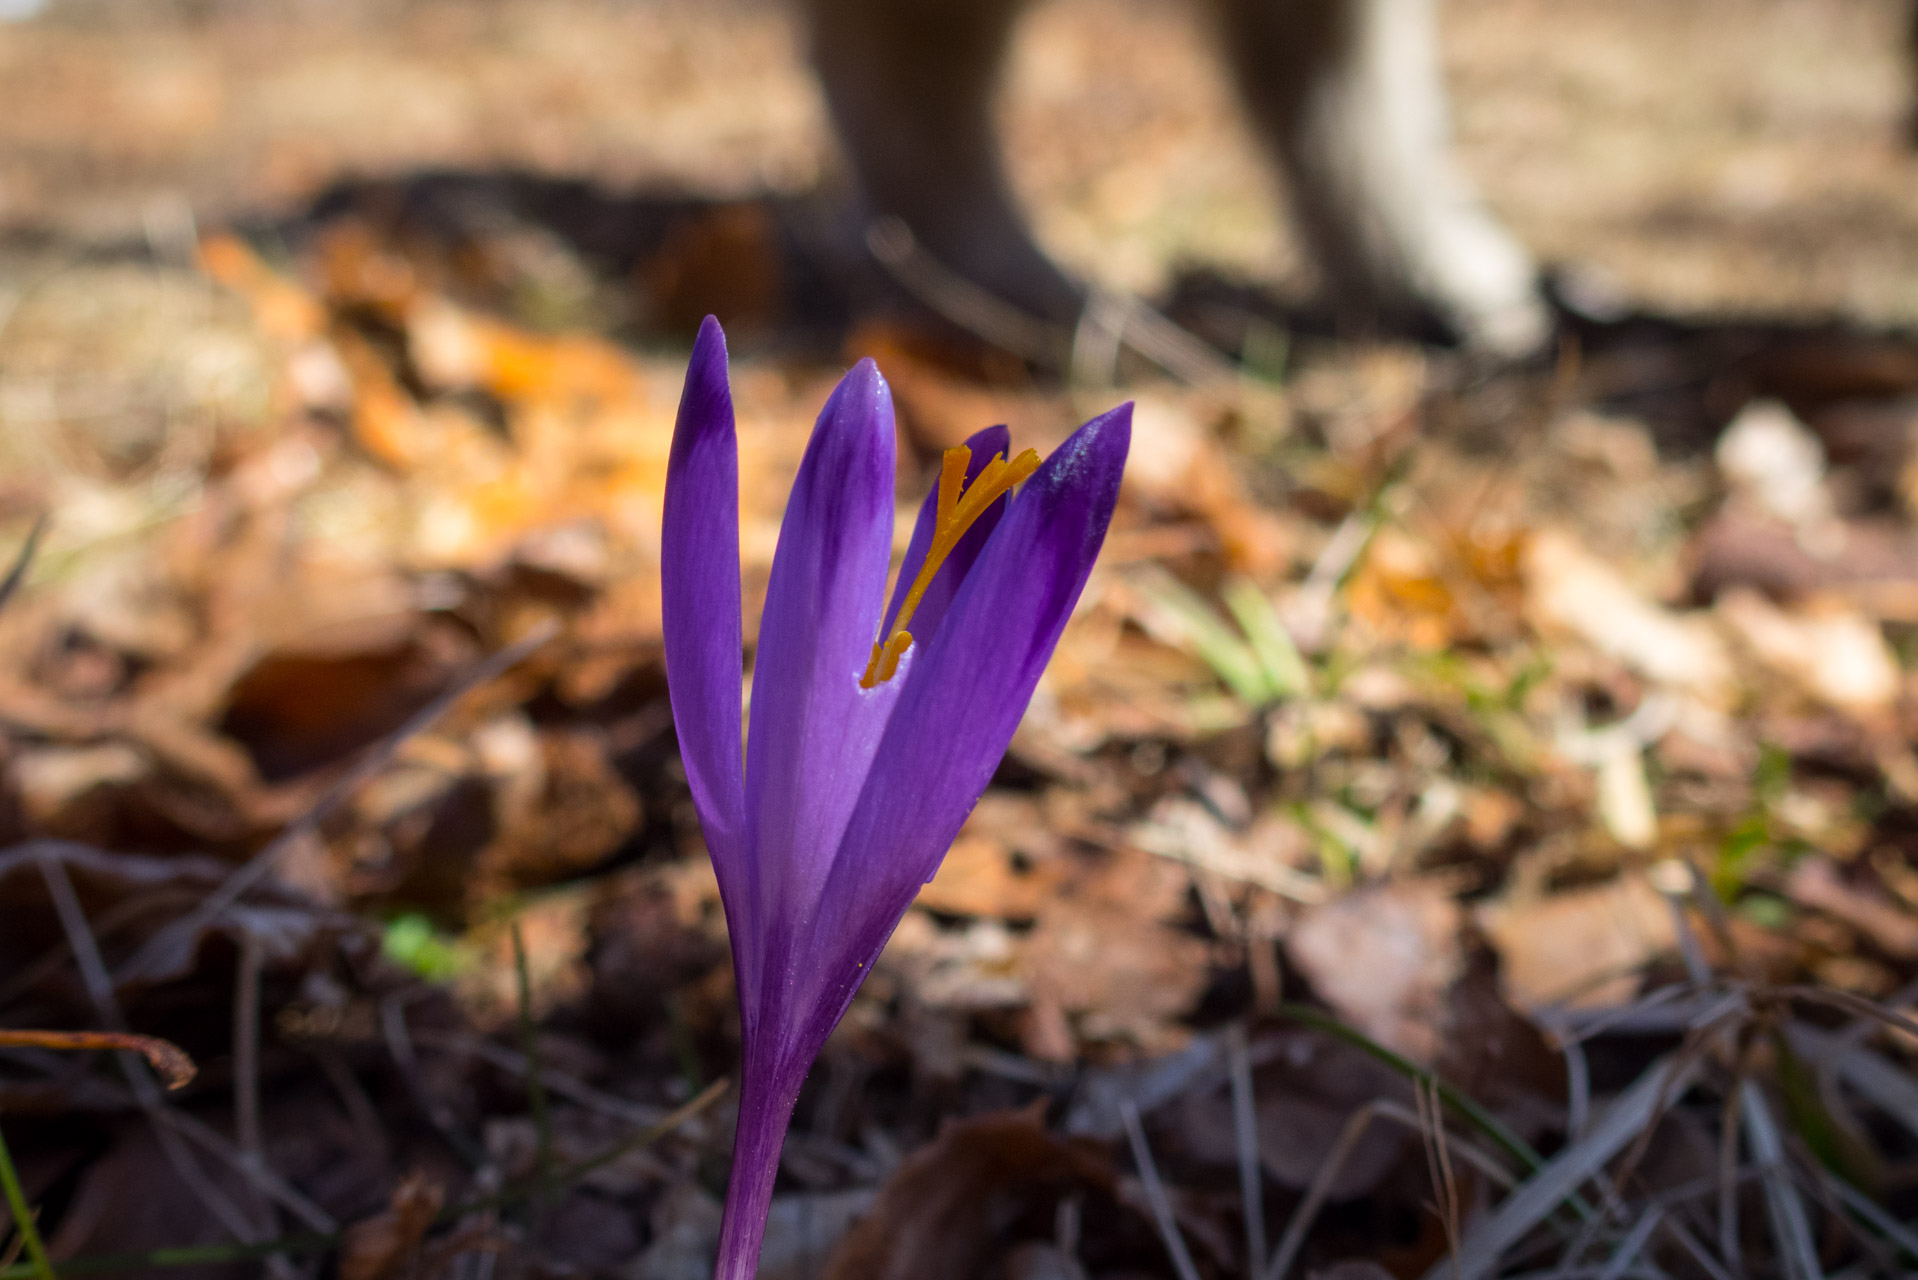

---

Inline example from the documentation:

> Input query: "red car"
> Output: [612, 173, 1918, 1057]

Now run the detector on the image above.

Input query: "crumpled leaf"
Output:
[1287, 882, 1463, 1063]
[1476, 873, 1677, 1011]
[1717, 588, 1899, 712]
[338, 1170, 443, 1280]
[823, 1107, 1116, 1280]
[1525, 529, 1735, 703]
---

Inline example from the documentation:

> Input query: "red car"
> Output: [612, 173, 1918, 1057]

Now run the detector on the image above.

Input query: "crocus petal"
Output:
[881, 424, 1012, 644]
[803, 403, 1131, 1018]
[743, 360, 900, 944]
[661, 317, 747, 901]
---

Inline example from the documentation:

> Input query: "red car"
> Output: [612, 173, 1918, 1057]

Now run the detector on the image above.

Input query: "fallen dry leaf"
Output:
[338, 1171, 444, 1280]
[1286, 881, 1463, 1062]
[1716, 588, 1900, 713]
[1716, 399, 1840, 543]
[914, 833, 1065, 921]
[1788, 857, 1918, 958]
[1161, 1028, 1412, 1200]
[1476, 873, 1678, 1011]
[823, 1107, 1116, 1280]
[1525, 529, 1735, 703]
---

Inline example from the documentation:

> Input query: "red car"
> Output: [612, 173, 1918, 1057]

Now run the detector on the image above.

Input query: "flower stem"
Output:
[712, 1055, 802, 1280]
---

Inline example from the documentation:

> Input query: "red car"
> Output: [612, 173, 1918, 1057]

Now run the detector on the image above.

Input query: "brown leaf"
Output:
[1287, 882, 1463, 1063]
[476, 728, 641, 896]
[0, 843, 336, 996]
[1020, 848, 1214, 1050]
[1689, 512, 1918, 612]
[1717, 589, 1899, 712]
[1525, 529, 1736, 703]
[823, 1106, 1115, 1280]
[1789, 857, 1918, 958]
[1159, 1029, 1411, 1200]
[339, 1171, 445, 1280]
[1476, 873, 1677, 1011]
[913, 834, 1063, 922]
[43, 1122, 257, 1280]
[220, 628, 462, 784]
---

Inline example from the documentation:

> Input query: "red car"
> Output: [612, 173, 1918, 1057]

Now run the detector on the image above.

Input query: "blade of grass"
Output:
[1739, 1081, 1823, 1280]
[0, 515, 46, 615]
[1274, 1003, 1547, 1178]
[1415, 1078, 1464, 1273]
[1788, 1024, 1918, 1145]
[1818, 1165, 1918, 1265]
[1226, 1024, 1267, 1271]
[36, 851, 283, 1242]
[1118, 1100, 1202, 1280]
[0, 1235, 336, 1280]
[1770, 1027, 1879, 1193]
[1262, 1098, 1518, 1280]
[510, 922, 554, 1205]
[1427, 1053, 1703, 1280]
[444, 1076, 729, 1221]
[1595, 1206, 1662, 1280]
[0, 1076, 731, 1280]
[1131, 568, 1275, 706]
[1221, 576, 1309, 699]
[0, 1123, 53, 1280]
[1289, 509, 1375, 653]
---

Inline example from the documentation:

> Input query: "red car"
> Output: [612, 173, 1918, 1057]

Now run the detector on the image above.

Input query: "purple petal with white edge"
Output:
[660, 316, 747, 921]
[881, 424, 1012, 643]
[743, 359, 901, 958]
[800, 402, 1131, 1024]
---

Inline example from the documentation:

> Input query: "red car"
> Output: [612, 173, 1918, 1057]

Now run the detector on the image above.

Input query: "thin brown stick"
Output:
[0, 1029, 195, 1090]
[1118, 1100, 1203, 1280]
[35, 851, 268, 1244]
[232, 931, 264, 1160]
[1261, 1098, 1518, 1280]
[1427, 1079, 1465, 1279]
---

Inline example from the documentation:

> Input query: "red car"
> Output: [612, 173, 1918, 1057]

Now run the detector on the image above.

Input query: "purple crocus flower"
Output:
[661, 317, 1129, 1279]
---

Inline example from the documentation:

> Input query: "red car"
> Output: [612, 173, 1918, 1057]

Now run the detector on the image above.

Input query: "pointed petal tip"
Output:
[662, 315, 746, 882]
[687, 316, 730, 382]
[1036, 400, 1131, 494]
[839, 356, 891, 404]
[967, 423, 1012, 458]
[815, 357, 895, 446]
[1082, 400, 1134, 445]
[678, 316, 728, 426]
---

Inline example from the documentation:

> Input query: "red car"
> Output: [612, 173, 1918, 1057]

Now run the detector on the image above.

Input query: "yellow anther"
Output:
[860, 441, 1040, 687]
[867, 630, 914, 685]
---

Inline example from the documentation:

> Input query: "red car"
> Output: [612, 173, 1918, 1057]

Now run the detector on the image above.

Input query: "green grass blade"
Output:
[0, 1234, 337, 1279]
[1275, 1002, 1543, 1173]
[1132, 569, 1275, 705]
[1222, 576, 1309, 699]
[511, 922, 554, 1202]
[0, 1122, 56, 1280]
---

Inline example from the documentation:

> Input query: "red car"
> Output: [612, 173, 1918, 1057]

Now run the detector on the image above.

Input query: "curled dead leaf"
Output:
[339, 1170, 446, 1280]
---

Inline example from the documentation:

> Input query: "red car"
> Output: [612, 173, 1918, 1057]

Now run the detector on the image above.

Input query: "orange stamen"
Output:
[860, 442, 1041, 687]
